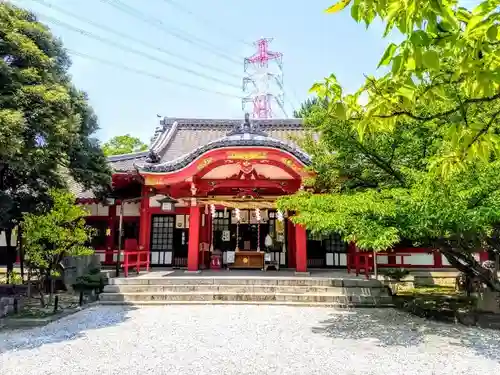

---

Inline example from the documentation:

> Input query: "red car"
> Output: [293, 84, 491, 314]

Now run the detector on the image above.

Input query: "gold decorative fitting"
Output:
[197, 157, 213, 170]
[281, 158, 301, 172]
[227, 151, 268, 160]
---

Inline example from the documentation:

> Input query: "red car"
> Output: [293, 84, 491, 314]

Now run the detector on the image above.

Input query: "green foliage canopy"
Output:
[22, 189, 94, 276]
[279, 1, 500, 290]
[279, 106, 500, 289]
[0, 3, 111, 231]
[102, 134, 148, 156]
[315, 0, 500, 175]
[293, 97, 327, 118]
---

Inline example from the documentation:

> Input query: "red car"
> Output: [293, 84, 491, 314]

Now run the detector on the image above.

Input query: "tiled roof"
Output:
[107, 151, 149, 172]
[141, 117, 309, 172]
[74, 117, 308, 199]
[69, 179, 96, 200]
[158, 119, 305, 163]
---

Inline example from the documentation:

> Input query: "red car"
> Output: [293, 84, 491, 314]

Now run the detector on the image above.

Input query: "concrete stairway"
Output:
[100, 276, 393, 307]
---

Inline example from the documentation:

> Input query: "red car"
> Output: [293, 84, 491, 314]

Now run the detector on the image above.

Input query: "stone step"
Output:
[99, 300, 393, 307]
[99, 291, 392, 306]
[109, 276, 382, 288]
[103, 284, 387, 296]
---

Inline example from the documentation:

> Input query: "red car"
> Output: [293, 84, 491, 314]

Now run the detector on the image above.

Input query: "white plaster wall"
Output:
[376, 255, 389, 265]
[404, 253, 434, 266]
[326, 253, 333, 266]
[377, 253, 434, 266]
[149, 194, 164, 208]
[94, 250, 106, 263]
[117, 202, 140, 216]
[326, 253, 347, 266]
[442, 254, 451, 266]
[83, 204, 109, 216]
[0, 229, 17, 247]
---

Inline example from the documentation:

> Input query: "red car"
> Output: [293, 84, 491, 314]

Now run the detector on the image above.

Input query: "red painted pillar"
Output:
[295, 224, 307, 273]
[287, 220, 296, 268]
[187, 204, 201, 272]
[433, 250, 443, 268]
[138, 187, 150, 251]
[105, 205, 116, 264]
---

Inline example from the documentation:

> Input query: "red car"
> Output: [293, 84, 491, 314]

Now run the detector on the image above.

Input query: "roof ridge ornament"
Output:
[227, 113, 268, 137]
[146, 150, 161, 163]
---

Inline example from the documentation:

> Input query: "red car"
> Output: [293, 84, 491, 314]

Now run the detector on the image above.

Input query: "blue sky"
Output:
[14, 0, 477, 144]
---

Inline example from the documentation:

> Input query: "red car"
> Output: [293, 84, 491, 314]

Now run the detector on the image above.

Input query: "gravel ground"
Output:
[1, 306, 500, 375]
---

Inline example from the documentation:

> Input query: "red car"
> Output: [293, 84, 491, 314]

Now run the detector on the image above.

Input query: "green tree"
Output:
[293, 97, 327, 118]
[102, 134, 148, 156]
[280, 103, 500, 291]
[278, 0, 500, 291]
[22, 189, 95, 306]
[0, 3, 111, 279]
[313, 0, 500, 174]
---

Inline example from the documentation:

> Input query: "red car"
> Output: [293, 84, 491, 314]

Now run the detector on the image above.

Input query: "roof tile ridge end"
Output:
[107, 150, 149, 162]
[151, 121, 179, 155]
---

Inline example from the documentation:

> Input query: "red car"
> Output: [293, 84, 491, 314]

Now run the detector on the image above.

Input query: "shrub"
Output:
[379, 268, 410, 281]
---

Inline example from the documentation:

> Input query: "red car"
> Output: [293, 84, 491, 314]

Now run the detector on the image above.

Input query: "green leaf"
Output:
[397, 86, 415, 101]
[457, 8, 472, 23]
[428, 0, 442, 13]
[472, 0, 497, 16]
[378, 43, 398, 67]
[406, 57, 416, 71]
[410, 31, 431, 47]
[325, 0, 352, 14]
[334, 102, 347, 120]
[467, 15, 484, 32]
[309, 82, 322, 94]
[422, 50, 440, 70]
[350, 3, 361, 22]
[391, 55, 403, 74]
[414, 47, 423, 68]
[487, 25, 498, 41]
[441, 7, 459, 30]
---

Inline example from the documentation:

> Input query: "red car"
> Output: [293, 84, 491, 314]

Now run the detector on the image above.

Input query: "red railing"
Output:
[347, 252, 374, 279]
[123, 250, 150, 277]
[376, 252, 413, 267]
[94, 248, 150, 277]
[347, 252, 413, 279]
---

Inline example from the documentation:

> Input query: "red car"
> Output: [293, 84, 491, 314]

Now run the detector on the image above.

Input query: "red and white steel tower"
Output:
[242, 38, 286, 119]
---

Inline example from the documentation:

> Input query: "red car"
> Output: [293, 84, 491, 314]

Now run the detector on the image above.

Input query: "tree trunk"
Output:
[439, 245, 500, 292]
[39, 273, 46, 308]
[27, 268, 31, 299]
[39, 287, 46, 308]
[18, 225, 24, 281]
[5, 228, 14, 283]
[48, 273, 54, 305]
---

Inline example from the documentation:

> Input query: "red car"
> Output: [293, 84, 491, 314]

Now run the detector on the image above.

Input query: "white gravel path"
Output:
[1, 306, 500, 375]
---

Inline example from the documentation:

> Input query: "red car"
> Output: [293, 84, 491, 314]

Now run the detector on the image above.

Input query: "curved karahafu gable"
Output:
[136, 114, 311, 174]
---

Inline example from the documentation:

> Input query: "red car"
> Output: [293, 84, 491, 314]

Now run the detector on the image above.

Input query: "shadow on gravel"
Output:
[0, 305, 137, 354]
[311, 308, 500, 362]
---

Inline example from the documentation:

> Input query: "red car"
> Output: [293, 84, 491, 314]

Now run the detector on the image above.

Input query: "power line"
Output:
[67, 49, 242, 99]
[161, 0, 254, 48]
[29, 0, 241, 81]
[160, 0, 302, 112]
[35, 12, 241, 90]
[100, 0, 242, 65]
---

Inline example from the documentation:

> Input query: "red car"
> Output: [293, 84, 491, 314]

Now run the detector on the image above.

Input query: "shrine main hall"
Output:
[73, 115, 484, 272]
